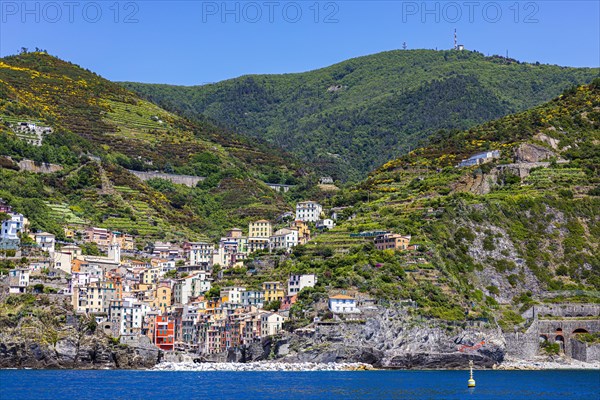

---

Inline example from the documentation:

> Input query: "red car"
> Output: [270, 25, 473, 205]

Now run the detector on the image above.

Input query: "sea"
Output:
[1, 370, 599, 400]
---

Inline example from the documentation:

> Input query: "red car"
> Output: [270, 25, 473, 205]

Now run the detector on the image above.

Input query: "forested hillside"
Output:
[123, 49, 599, 181]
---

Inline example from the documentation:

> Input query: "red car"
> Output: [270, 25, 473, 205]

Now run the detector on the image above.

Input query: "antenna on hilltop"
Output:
[402, 42, 407, 50]
[454, 29, 457, 50]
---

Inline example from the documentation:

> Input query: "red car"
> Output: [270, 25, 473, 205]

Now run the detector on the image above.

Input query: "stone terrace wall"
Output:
[504, 332, 539, 359]
[17, 159, 63, 173]
[128, 170, 205, 187]
[528, 303, 600, 319]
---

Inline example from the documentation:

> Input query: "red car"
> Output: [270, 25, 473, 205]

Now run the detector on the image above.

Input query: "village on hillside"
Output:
[0, 198, 418, 354]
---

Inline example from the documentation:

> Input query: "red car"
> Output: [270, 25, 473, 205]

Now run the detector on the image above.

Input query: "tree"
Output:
[205, 286, 221, 299]
[263, 300, 281, 311]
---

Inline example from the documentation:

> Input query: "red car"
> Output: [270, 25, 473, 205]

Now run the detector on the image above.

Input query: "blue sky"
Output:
[1, 1, 598, 85]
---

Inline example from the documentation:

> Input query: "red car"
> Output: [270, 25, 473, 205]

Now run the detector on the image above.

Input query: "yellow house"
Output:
[63, 227, 76, 239]
[291, 220, 311, 244]
[249, 220, 272, 238]
[152, 283, 172, 313]
[141, 266, 162, 285]
[262, 281, 285, 303]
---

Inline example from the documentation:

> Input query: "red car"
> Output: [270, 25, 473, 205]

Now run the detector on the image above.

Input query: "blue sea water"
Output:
[1, 370, 599, 400]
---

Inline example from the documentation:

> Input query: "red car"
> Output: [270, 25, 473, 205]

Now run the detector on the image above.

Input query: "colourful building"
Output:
[374, 233, 412, 251]
[262, 281, 285, 303]
[249, 220, 272, 238]
[154, 315, 175, 351]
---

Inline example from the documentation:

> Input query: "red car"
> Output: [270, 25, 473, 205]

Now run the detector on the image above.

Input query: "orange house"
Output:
[374, 233, 411, 251]
[154, 315, 175, 351]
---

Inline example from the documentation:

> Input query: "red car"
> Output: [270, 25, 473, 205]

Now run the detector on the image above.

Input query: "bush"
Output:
[576, 333, 600, 344]
[498, 309, 525, 331]
[540, 340, 560, 355]
[486, 285, 500, 295]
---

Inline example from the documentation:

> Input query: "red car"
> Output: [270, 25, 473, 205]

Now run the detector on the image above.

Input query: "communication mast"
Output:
[454, 29, 457, 50]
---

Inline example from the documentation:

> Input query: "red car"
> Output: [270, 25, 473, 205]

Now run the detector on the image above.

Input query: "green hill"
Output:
[122, 49, 599, 182]
[258, 80, 600, 324]
[0, 52, 310, 241]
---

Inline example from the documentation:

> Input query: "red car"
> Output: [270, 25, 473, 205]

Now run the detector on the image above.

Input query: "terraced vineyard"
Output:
[45, 202, 87, 225]
[104, 99, 175, 139]
[524, 167, 589, 190]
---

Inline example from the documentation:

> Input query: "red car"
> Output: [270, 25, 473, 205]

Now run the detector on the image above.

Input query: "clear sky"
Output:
[1, 1, 598, 85]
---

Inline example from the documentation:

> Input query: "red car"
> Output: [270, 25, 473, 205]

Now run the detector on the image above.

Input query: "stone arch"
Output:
[572, 328, 589, 335]
[539, 334, 548, 342]
[555, 327, 563, 333]
[555, 335, 565, 352]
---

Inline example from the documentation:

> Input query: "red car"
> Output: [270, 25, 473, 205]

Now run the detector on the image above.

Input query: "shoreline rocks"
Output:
[494, 357, 600, 370]
[151, 361, 374, 372]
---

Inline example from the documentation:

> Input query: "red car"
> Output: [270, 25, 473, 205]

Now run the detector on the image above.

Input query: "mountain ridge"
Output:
[122, 49, 599, 181]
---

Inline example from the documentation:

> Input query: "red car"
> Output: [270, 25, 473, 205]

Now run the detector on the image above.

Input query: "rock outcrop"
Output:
[271, 307, 505, 369]
[514, 143, 557, 163]
[0, 336, 160, 369]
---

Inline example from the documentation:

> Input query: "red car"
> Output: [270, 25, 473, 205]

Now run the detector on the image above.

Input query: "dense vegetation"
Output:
[123, 49, 598, 181]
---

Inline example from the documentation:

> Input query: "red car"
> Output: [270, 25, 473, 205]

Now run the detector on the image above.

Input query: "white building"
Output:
[241, 290, 264, 308]
[8, 268, 30, 293]
[213, 238, 244, 268]
[119, 297, 144, 336]
[269, 228, 299, 251]
[52, 245, 81, 274]
[1, 212, 25, 240]
[295, 201, 323, 222]
[184, 241, 214, 266]
[34, 232, 55, 253]
[174, 273, 212, 305]
[288, 274, 317, 296]
[316, 219, 335, 230]
[328, 294, 359, 314]
[220, 286, 246, 304]
[260, 312, 288, 336]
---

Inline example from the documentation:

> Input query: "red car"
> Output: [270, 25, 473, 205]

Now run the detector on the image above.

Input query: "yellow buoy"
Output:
[468, 360, 476, 388]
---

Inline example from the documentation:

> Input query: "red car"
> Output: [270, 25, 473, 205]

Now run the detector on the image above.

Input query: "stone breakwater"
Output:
[152, 361, 374, 372]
